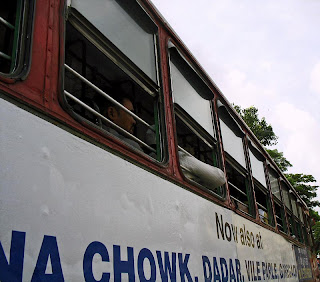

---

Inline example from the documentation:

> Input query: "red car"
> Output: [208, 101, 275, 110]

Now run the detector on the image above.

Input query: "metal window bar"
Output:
[0, 16, 15, 30]
[257, 202, 267, 211]
[277, 223, 284, 231]
[178, 145, 193, 157]
[64, 90, 156, 153]
[259, 214, 268, 223]
[64, 64, 155, 131]
[0, 51, 12, 61]
[0, 16, 14, 61]
[230, 195, 249, 208]
[275, 214, 282, 221]
[228, 181, 247, 197]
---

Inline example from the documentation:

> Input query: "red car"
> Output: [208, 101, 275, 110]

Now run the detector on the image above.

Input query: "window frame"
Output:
[225, 154, 254, 216]
[217, 103, 254, 216]
[168, 44, 225, 199]
[273, 198, 287, 233]
[254, 180, 274, 226]
[0, 0, 36, 79]
[267, 166, 282, 201]
[60, 2, 167, 163]
[173, 104, 225, 198]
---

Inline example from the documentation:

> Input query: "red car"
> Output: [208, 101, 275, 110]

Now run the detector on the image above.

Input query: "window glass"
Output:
[71, 0, 157, 81]
[226, 161, 252, 214]
[290, 195, 298, 217]
[249, 148, 266, 187]
[255, 184, 273, 225]
[219, 119, 246, 168]
[274, 201, 286, 233]
[175, 112, 225, 196]
[268, 168, 281, 200]
[287, 212, 295, 237]
[63, 7, 163, 160]
[281, 183, 291, 209]
[169, 52, 214, 137]
[295, 220, 303, 243]
[0, 0, 34, 77]
[297, 205, 304, 222]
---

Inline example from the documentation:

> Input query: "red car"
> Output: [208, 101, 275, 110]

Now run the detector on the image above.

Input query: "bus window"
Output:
[268, 167, 281, 200]
[287, 211, 295, 237]
[248, 143, 266, 187]
[290, 194, 299, 218]
[274, 200, 287, 233]
[248, 142, 273, 225]
[0, 0, 35, 78]
[62, 2, 164, 161]
[297, 204, 305, 222]
[281, 182, 291, 210]
[295, 220, 304, 243]
[304, 214, 313, 246]
[169, 47, 225, 195]
[70, 0, 157, 82]
[254, 183, 273, 225]
[218, 103, 253, 215]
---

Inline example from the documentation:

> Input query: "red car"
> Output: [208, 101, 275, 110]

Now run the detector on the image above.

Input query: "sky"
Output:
[150, 0, 320, 210]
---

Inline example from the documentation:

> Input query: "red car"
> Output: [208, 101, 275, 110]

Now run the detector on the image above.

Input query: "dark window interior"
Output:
[287, 212, 295, 237]
[254, 185, 273, 225]
[64, 22, 160, 158]
[274, 201, 286, 233]
[0, 0, 18, 73]
[295, 221, 303, 243]
[176, 114, 215, 167]
[175, 112, 224, 197]
[226, 161, 251, 214]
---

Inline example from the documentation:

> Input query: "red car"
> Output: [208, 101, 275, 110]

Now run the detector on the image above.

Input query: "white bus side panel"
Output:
[0, 98, 300, 281]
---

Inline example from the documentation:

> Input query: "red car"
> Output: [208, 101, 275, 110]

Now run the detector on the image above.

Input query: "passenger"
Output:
[101, 94, 143, 152]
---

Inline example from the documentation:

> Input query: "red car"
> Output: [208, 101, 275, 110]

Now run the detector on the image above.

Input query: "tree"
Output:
[233, 104, 319, 213]
[286, 173, 320, 209]
[234, 105, 292, 172]
[234, 105, 278, 146]
[233, 104, 320, 251]
[312, 221, 320, 252]
[266, 149, 292, 172]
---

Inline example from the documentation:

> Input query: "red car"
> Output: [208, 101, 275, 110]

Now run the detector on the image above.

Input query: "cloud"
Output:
[310, 61, 320, 95]
[270, 102, 320, 184]
[218, 68, 277, 116]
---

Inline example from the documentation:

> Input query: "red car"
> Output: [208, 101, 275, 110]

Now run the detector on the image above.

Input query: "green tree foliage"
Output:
[233, 104, 292, 172]
[313, 222, 320, 252]
[233, 104, 320, 247]
[266, 149, 292, 172]
[234, 105, 278, 146]
[286, 173, 320, 209]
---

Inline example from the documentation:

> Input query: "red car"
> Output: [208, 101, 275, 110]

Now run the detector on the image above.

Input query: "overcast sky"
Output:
[150, 0, 320, 209]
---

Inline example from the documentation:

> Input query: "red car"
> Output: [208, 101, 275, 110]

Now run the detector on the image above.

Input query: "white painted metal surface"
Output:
[0, 98, 301, 281]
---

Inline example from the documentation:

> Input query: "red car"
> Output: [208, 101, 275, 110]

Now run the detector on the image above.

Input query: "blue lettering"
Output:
[235, 259, 242, 282]
[113, 245, 134, 281]
[178, 253, 192, 282]
[220, 258, 228, 282]
[157, 251, 176, 282]
[31, 235, 64, 282]
[83, 241, 110, 282]
[202, 256, 212, 282]
[245, 260, 251, 281]
[0, 230, 26, 282]
[229, 259, 236, 282]
[138, 248, 156, 282]
[262, 262, 266, 280]
[256, 261, 261, 281]
[213, 257, 221, 282]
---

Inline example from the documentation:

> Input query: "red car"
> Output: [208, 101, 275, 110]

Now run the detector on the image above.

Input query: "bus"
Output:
[0, 0, 318, 281]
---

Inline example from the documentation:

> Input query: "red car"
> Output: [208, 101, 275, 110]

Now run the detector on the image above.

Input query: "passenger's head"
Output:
[106, 96, 136, 134]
